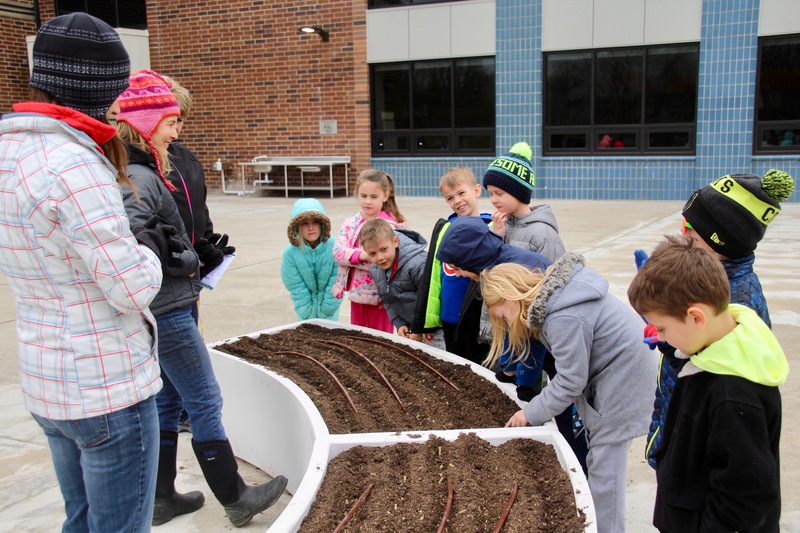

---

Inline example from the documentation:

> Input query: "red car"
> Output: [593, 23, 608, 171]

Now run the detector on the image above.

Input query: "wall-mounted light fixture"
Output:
[298, 25, 329, 42]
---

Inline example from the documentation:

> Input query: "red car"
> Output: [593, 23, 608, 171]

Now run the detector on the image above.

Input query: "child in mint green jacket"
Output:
[281, 198, 341, 321]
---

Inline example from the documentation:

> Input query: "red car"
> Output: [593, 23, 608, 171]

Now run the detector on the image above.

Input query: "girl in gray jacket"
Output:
[481, 256, 657, 533]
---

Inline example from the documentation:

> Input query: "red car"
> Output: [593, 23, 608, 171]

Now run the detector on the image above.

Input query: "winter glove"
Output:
[494, 370, 516, 384]
[643, 323, 659, 349]
[133, 215, 182, 269]
[193, 237, 224, 278]
[643, 323, 674, 352]
[210, 232, 236, 255]
[634, 249, 649, 271]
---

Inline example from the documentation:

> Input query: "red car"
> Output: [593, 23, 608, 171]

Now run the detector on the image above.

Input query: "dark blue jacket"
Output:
[412, 213, 493, 331]
[436, 216, 551, 374]
[436, 216, 550, 275]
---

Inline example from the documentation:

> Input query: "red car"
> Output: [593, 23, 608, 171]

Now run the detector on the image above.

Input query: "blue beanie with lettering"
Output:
[483, 142, 535, 204]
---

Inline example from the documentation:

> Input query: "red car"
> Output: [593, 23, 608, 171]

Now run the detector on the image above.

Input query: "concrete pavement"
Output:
[0, 193, 797, 532]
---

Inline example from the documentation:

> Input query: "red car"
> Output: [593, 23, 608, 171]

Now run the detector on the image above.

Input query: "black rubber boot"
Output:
[152, 431, 205, 526]
[192, 439, 289, 527]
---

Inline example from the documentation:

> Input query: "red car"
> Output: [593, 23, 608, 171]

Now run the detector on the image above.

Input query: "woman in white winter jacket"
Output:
[0, 13, 173, 532]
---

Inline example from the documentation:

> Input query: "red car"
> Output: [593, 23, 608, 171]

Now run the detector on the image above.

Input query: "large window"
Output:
[371, 57, 495, 157]
[55, 0, 147, 29]
[755, 34, 800, 154]
[543, 44, 699, 155]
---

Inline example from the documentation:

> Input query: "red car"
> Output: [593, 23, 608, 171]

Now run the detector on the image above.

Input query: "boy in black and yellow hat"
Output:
[642, 169, 794, 470]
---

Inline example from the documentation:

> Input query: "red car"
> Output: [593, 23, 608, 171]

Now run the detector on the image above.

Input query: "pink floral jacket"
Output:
[332, 211, 406, 305]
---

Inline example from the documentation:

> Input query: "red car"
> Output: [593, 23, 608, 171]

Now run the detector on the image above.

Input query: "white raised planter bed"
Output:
[207, 319, 596, 532]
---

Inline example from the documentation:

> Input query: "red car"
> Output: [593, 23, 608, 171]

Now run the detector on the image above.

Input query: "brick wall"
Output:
[5, 1, 367, 194]
[146, 0, 369, 193]
[0, 3, 37, 114]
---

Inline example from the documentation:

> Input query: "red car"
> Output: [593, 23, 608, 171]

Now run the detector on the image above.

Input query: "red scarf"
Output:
[12, 102, 118, 149]
[12, 102, 178, 192]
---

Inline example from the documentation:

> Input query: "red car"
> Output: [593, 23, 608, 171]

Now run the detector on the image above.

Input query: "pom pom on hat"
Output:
[762, 169, 794, 202]
[483, 141, 536, 204]
[682, 170, 794, 258]
[30, 13, 130, 119]
[509, 141, 533, 161]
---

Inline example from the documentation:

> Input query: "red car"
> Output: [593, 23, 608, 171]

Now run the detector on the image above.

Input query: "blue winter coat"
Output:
[646, 253, 772, 468]
[436, 215, 550, 275]
[280, 199, 341, 321]
[436, 216, 551, 385]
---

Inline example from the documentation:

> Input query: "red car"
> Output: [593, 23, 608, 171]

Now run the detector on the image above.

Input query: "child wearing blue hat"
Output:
[281, 198, 341, 321]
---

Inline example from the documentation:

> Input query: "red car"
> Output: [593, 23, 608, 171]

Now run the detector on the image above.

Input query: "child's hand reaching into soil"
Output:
[505, 410, 529, 428]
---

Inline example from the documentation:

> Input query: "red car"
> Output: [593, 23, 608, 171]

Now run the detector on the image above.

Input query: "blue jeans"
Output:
[155, 305, 226, 442]
[33, 397, 159, 533]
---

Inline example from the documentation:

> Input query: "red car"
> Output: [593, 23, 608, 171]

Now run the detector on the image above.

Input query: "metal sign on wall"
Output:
[319, 120, 338, 135]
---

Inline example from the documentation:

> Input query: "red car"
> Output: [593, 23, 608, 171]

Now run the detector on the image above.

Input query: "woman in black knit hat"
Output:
[0, 13, 182, 532]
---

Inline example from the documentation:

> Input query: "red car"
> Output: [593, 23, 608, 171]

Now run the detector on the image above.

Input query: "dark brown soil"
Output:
[214, 324, 587, 531]
[216, 323, 520, 434]
[300, 433, 586, 532]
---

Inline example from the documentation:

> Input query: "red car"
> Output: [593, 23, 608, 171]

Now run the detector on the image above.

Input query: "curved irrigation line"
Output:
[492, 481, 519, 533]
[343, 335, 460, 390]
[333, 483, 374, 533]
[319, 340, 406, 411]
[273, 350, 358, 413]
[436, 477, 454, 533]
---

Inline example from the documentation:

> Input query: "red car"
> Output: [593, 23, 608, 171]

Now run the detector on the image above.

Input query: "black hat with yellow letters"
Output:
[682, 169, 794, 258]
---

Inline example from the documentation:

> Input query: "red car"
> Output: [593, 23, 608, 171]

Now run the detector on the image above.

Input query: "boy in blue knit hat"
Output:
[481, 141, 567, 377]
[480, 143, 588, 469]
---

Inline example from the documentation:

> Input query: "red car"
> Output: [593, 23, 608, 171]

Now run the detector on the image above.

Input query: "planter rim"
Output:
[208, 319, 595, 532]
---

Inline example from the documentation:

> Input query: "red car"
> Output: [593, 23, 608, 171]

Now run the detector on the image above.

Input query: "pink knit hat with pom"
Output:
[116, 69, 180, 190]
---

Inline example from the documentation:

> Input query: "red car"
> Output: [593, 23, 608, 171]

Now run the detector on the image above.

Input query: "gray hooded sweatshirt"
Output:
[524, 253, 657, 447]
[504, 204, 565, 262]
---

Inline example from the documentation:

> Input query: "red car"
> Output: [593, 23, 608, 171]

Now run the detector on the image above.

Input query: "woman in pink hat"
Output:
[116, 70, 288, 528]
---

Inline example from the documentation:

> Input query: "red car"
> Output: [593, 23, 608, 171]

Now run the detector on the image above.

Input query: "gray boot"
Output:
[224, 476, 288, 527]
[153, 431, 205, 526]
[192, 439, 288, 527]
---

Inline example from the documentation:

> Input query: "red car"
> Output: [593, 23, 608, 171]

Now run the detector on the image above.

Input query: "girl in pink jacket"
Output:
[333, 169, 406, 332]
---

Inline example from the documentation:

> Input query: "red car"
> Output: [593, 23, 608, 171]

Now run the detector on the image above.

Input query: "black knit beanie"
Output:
[682, 169, 794, 258]
[30, 13, 130, 120]
[483, 142, 536, 204]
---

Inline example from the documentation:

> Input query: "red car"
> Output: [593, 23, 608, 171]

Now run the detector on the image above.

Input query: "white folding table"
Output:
[239, 156, 350, 198]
